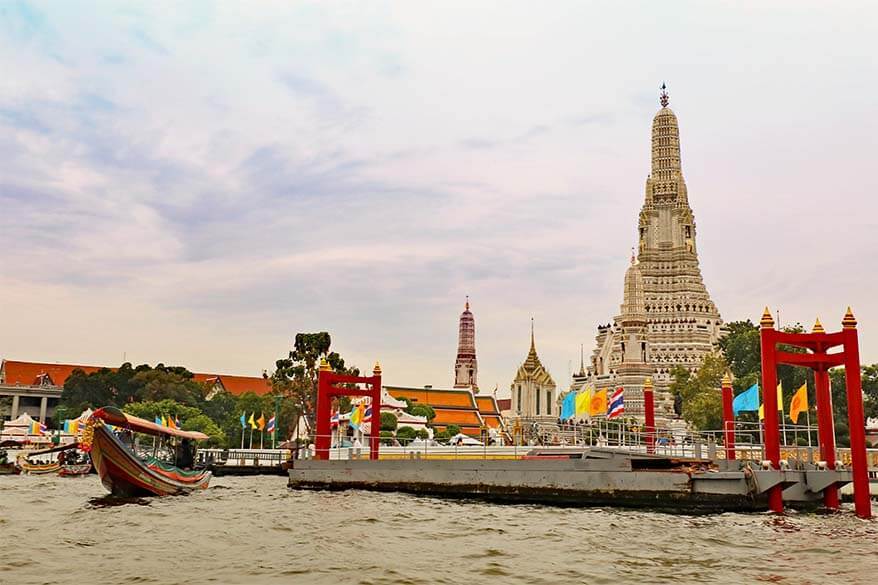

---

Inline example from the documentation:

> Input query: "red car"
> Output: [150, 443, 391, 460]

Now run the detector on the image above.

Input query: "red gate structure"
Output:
[760, 307, 871, 518]
[314, 360, 382, 460]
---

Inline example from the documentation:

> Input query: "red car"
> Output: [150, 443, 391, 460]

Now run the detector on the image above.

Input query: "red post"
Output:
[721, 373, 736, 461]
[643, 377, 655, 454]
[759, 307, 784, 514]
[814, 366, 839, 509]
[315, 360, 333, 460]
[369, 363, 382, 461]
[841, 309, 871, 519]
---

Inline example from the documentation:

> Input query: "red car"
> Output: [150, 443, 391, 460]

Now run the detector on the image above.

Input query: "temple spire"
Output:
[660, 82, 669, 108]
[453, 298, 478, 391]
[530, 317, 536, 352]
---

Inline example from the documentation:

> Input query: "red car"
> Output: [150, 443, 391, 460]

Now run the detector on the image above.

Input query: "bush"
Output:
[409, 404, 436, 421]
[446, 424, 461, 437]
[380, 412, 398, 432]
[396, 426, 417, 444]
[379, 430, 394, 445]
[415, 429, 429, 440]
[434, 430, 450, 442]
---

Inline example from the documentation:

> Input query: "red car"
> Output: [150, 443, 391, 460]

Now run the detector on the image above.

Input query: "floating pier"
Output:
[288, 447, 857, 513]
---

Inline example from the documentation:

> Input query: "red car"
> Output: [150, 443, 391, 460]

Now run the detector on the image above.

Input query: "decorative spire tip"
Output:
[842, 307, 857, 329]
[465, 295, 469, 311]
[760, 306, 775, 329]
[660, 82, 669, 108]
[721, 372, 732, 386]
[812, 318, 825, 334]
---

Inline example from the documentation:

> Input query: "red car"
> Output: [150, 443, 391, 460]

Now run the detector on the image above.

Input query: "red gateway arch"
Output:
[759, 307, 871, 519]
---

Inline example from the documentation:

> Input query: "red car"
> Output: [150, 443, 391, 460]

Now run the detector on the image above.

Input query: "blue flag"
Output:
[154, 416, 162, 426]
[733, 383, 760, 416]
[240, 413, 247, 429]
[560, 392, 576, 421]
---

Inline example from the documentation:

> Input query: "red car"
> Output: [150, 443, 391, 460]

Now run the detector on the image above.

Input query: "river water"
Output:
[1, 474, 877, 585]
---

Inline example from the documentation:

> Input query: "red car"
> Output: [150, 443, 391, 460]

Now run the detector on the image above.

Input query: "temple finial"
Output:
[842, 307, 857, 330]
[760, 307, 775, 329]
[530, 317, 535, 351]
[812, 318, 825, 334]
[721, 372, 732, 386]
[465, 295, 469, 311]
[660, 82, 669, 108]
[631, 247, 636, 264]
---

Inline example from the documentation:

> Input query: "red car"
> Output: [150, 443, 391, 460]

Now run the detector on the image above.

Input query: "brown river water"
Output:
[2, 474, 877, 585]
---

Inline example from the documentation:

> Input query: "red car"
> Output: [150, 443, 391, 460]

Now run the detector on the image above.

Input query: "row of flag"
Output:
[560, 387, 625, 421]
[30, 421, 48, 435]
[153, 414, 182, 430]
[732, 382, 809, 424]
[238, 412, 277, 433]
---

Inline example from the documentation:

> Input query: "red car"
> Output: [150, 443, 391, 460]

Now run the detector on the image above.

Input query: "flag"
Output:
[161, 415, 168, 427]
[363, 405, 373, 423]
[330, 411, 340, 429]
[607, 387, 624, 419]
[733, 384, 759, 416]
[575, 389, 591, 417]
[69, 420, 79, 435]
[63, 420, 71, 433]
[758, 383, 783, 420]
[349, 403, 365, 430]
[167, 416, 177, 430]
[266, 415, 276, 434]
[31, 421, 46, 435]
[154, 416, 162, 426]
[789, 384, 808, 424]
[248, 412, 257, 430]
[240, 413, 247, 429]
[560, 392, 576, 420]
[589, 390, 608, 416]
[257, 413, 266, 431]
[175, 416, 181, 429]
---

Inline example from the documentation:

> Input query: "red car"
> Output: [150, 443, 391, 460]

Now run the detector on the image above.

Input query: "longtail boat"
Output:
[81, 407, 211, 496]
[59, 463, 92, 477]
[17, 458, 61, 474]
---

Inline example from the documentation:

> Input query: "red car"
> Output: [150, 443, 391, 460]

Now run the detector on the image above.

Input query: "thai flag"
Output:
[266, 415, 276, 434]
[608, 387, 625, 419]
[330, 411, 339, 429]
[363, 406, 372, 423]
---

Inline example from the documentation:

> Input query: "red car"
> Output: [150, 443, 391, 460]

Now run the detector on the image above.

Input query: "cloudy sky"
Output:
[1, 2, 876, 394]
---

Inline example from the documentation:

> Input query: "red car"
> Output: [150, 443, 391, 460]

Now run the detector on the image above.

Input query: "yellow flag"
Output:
[248, 412, 257, 429]
[758, 383, 784, 420]
[589, 390, 608, 416]
[575, 389, 591, 416]
[789, 384, 808, 424]
[257, 413, 266, 431]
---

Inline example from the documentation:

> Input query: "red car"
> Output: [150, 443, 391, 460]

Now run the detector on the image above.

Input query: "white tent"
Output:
[448, 433, 483, 446]
[1, 412, 37, 436]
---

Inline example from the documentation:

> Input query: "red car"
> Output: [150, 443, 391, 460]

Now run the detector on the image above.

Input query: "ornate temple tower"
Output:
[579, 85, 725, 419]
[453, 297, 479, 392]
[510, 321, 557, 419]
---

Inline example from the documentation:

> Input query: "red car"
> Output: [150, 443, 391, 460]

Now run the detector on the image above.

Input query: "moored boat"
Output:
[81, 407, 211, 497]
[17, 458, 61, 475]
[59, 463, 92, 477]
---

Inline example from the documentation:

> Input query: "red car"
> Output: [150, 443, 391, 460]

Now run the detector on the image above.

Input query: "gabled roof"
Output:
[386, 386, 479, 409]
[196, 373, 272, 396]
[1, 360, 105, 386]
[513, 331, 556, 387]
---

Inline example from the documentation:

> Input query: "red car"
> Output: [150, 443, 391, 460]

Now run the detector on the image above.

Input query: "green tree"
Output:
[408, 404, 436, 421]
[380, 412, 398, 432]
[446, 424, 461, 436]
[670, 353, 728, 431]
[396, 426, 417, 443]
[271, 332, 359, 435]
[131, 369, 206, 406]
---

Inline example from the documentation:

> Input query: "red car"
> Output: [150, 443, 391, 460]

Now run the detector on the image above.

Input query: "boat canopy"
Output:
[91, 407, 209, 441]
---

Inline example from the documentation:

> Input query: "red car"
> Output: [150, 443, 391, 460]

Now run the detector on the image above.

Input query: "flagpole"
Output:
[240, 424, 245, 449]
[806, 409, 812, 448]
[249, 426, 253, 450]
[260, 430, 264, 450]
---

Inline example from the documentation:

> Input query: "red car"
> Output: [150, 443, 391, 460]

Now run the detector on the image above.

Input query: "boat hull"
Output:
[17, 458, 61, 475]
[0, 463, 20, 475]
[59, 463, 92, 477]
[85, 422, 211, 497]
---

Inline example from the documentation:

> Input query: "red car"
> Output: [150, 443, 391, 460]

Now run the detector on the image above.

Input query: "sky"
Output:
[1, 2, 877, 396]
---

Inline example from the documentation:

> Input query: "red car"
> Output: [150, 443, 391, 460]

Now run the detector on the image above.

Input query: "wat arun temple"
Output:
[572, 86, 726, 420]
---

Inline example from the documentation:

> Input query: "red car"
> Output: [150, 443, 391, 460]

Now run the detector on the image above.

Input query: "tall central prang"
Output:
[577, 85, 726, 419]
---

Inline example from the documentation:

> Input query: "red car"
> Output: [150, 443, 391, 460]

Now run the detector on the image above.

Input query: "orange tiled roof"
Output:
[386, 387, 477, 409]
[475, 395, 500, 415]
[1, 360, 106, 386]
[432, 408, 483, 426]
[2, 360, 270, 396]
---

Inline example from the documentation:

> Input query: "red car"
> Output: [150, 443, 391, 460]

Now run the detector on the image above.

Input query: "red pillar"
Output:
[721, 373, 736, 461]
[813, 366, 839, 509]
[643, 377, 655, 454]
[314, 360, 333, 460]
[369, 363, 382, 461]
[759, 307, 784, 514]
[841, 309, 871, 519]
